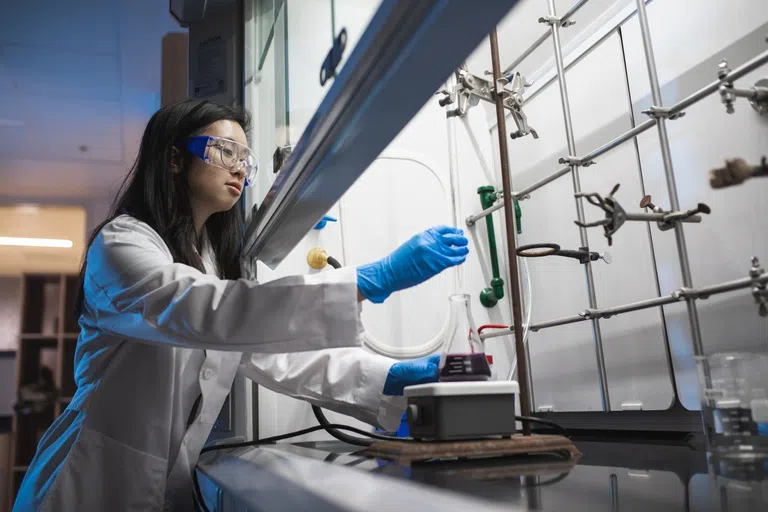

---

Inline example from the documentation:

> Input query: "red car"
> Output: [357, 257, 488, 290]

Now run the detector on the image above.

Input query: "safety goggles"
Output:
[181, 135, 259, 186]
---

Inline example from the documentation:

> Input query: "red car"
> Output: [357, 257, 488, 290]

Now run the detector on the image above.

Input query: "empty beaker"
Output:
[696, 352, 768, 458]
[439, 294, 491, 381]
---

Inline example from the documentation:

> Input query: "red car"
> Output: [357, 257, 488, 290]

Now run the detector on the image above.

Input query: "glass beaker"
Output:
[696, 352, 768, 458]
[439, 294, 491, 382]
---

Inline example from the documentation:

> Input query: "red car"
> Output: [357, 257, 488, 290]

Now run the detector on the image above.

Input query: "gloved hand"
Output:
[356, 226, 469, 303]
[383, 354, 440, 396]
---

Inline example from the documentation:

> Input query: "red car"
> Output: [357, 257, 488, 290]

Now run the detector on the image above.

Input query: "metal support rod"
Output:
[731, 87, 765, 100]
[579, 119, 656, 164]
[527, 273, 768, 333]
[490, 28, 533, 434]
[467, 200, 505, 226]
[564, 48, 768, 170]
[481, 327, 514, 341]
[548, 0, 610, 411]
[516, 165, 572, 198]
[623, 212, 702, 223]
[669, 48, 768, 116]
[465, 166, 572, 226]
[634, 0, 704, 357]
[502, 0, 591, 76]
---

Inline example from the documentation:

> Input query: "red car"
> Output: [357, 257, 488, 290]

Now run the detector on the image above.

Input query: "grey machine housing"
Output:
[405, 381, 520, 440]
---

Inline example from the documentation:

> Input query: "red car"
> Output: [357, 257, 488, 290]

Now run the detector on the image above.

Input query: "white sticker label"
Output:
[750, 399, 768, 422]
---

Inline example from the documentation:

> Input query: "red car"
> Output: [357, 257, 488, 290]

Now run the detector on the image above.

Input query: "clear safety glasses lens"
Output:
[186, 136, 259, 186]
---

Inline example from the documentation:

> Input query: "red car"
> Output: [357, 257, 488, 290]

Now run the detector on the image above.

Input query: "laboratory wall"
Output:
[245, 0, 768, 438]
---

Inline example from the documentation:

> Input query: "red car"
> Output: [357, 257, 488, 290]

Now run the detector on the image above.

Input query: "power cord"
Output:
[516, 415, 569, 438]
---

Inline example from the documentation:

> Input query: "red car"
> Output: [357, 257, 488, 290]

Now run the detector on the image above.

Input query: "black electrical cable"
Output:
[516, 415, 570, 438]
[527, 471, 571, 487]
[201, 423, 402, 455]
[311, 405, 376, 447]
[326, 255, 342, 269]
[313, 254, 383, 447]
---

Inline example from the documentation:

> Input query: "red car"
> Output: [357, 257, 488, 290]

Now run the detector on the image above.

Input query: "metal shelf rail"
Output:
[467, 0, 768, 414]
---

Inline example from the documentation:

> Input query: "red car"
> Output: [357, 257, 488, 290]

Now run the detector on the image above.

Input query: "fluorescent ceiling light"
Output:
[0, 237, 73, 248]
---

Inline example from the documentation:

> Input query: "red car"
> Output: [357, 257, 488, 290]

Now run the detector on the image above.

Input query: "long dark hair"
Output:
[75, 99, 251, 319]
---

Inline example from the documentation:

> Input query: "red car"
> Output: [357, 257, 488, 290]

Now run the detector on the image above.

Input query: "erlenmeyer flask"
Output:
[439, 294, 491, 381]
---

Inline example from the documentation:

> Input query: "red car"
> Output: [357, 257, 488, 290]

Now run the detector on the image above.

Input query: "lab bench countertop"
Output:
[196, 435, 768, 512]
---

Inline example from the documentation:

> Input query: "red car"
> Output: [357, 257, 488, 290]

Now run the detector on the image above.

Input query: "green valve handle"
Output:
[514, 199, 522, 235]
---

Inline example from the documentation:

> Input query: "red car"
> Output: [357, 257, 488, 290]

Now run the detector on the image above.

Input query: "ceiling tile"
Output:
[0, 128, 122, 163]
[0, 159, 126, 198]
[0, 0, 119, 54]
[0, 49, 19, 96]
[4, 45, 121, 102]
[22, 97, 122, 133]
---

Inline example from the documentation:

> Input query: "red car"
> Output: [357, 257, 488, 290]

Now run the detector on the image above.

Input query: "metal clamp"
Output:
[718, 59, 768, 115]
[438, 66, 538, 139]
[500, 72, 539, 139]
[641, 106, 686, 120]
[559, 156, 596, 167]
[576, 184, 711, 245]
[538, 15, 575, 28]
[574, 184, 626, 246]
[750, 257, 768, 317]
[709, 157, 768, 189]
[640, 194, 711, 232]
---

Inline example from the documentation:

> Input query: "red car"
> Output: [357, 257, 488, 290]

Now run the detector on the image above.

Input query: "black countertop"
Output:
[198, 435, 768, 511]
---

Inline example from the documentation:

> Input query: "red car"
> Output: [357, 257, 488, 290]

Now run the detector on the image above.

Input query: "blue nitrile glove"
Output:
[383, 354, 441, 396]
[313, 215, 337, 230]
[356, 225, 469, 303]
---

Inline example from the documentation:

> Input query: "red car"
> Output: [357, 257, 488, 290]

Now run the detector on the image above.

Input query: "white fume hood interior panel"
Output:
[245, 0, 768, 439]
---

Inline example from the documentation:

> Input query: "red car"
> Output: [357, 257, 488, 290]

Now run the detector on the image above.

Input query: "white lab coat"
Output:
[13, 215, 405, 511]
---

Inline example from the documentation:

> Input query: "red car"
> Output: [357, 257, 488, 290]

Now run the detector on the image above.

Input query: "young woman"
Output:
[13, 99, 468, 511]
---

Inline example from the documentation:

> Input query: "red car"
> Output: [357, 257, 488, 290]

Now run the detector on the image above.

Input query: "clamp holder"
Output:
[750, 257, 768, 317]
[498, 72, 539, 139]
[538, 15, 576, 28]
[641, 106, 686, 120]
[574, 184, 625, 246]
[439, 66, 538, 139]
[717, 59, 768, 115]
[559, 156, 596, 167]
[576, 185, 711, 245]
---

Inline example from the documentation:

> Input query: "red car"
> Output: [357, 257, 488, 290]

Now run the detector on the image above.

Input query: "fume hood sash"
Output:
[242, 0, 521, 268]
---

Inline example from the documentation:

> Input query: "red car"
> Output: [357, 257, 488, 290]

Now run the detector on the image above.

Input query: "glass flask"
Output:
[439, 294, 491, 382]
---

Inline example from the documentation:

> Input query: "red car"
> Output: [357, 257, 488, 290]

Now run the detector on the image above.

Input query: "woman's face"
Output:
[186, 120, 249, 217]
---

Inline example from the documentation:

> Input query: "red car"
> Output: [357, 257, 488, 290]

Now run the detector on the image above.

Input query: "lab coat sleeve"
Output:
[238, 349, 407, 432]
[84, 216, 362, 352]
